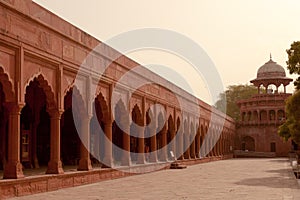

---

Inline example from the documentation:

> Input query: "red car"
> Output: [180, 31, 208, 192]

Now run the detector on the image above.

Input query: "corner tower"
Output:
[236, 56, 292, 157]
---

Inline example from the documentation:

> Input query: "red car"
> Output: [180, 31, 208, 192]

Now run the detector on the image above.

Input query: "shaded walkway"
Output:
[12, 158, 300, 200]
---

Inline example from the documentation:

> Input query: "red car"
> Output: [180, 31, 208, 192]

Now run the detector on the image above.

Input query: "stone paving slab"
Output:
[11, 158, 300, 200]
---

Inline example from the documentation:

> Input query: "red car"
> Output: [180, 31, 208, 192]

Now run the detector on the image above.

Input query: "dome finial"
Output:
[270, 53, 272, 60]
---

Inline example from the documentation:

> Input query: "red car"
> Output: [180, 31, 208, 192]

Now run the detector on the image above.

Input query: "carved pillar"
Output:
[3, 103, 24, 179]
[215, 132, 219, 156]
[203, 134, 207, 157]
[91, 122, 100, 164]
[196, 132, 201, 158]
[121, 120, 131, 166]
[211, 132, 216, 157]
[103, 120, 113, 167]
[149, 124, 157, 162]
[46, 110, 64, 174]
[190, 134, 196, 159]
[78, 116, 92, 171]
[209, 133, 213, 157]
[159, 126, 167, 161]
[169, 127, 176, 160]
[217, 137, 221, 156]
[223, 136, 226, 155]
[184, 133, 191, 159]
[214, 132, 218, 156]
[284, 85, 286, 93]
[220, 134, 223, 156]
[177, 130, 184, 160]
[137, 126, 145, 164]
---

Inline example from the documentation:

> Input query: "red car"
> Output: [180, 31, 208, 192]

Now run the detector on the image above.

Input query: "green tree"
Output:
[215, 84, 257, 121]
[287, 41, 300, 90]
[278, 41, 300, 144]
[278, 91, 300, 144]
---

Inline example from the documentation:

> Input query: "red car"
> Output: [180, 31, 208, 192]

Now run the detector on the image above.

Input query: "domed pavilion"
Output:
[236, 56, 293, 157]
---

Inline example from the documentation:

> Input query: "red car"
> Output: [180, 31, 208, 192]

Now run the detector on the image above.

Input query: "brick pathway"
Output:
[12, 158, 300, 200]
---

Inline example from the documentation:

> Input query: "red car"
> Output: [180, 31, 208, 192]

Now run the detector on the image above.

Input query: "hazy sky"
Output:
[33, 0, 300, 103]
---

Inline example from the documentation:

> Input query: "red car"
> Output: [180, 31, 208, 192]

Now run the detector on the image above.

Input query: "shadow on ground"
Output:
[235, 175, 298, 189]
[268, 158, 289, 163]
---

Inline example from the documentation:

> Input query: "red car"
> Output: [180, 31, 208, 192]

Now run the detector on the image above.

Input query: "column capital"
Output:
[4, 102, 24, 113]
[48, 109, 63, 119]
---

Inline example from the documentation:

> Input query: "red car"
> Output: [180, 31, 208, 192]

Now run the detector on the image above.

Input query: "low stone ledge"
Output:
[0, 156, 233, 199]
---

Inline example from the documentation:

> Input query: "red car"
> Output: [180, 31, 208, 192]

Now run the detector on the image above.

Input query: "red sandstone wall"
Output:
[236, 126, 291, 156]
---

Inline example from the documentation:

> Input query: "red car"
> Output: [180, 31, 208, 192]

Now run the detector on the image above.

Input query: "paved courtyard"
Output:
[12, 158, 300, 200]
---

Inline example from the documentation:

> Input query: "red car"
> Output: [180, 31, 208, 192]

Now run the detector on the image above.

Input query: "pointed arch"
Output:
[94, 92, 109, 123]
[114, 99, 129, 125]
[241, 136, 255, 151]
[64, 86, 87, 117]
[195, 124, 201, 158]
[190, 121, 195, 158]
[0, 79, 8, 170]
[144, 108, 153, 157]
[89, 92, 109, 166]
[146, 108, 153, 127]
[21, 77, 52, 168]
[63, 80, 75, 97]
[183, 119, 190, 159]
[157, 112, 166, 131]
[176, 117, 181, 132]
[60, 85, 87, 167]
[166, 115, 175, 160]
[0, 66, 14, 102]
[168, 115, 174, 132]
[190, 121, 195, 136]
[200, 125, 204, 139]
[132, 104, 143, 126]
[25, 74, 56, 110]
[130, 104, 143, 161]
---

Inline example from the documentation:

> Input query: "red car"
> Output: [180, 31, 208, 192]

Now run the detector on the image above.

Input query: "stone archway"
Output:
[61, 87, 84, 167]
[176, 117, 183, 159]
[113, 99, 129, 166]
[241, 136, 255, 151]
[195, 126, 200, 158]
[144, 110, 151, 162]
[0, 82, 8, 171]
[21, 75, 55, 169]
[189, 122, 195, 159]
[130, 105, 143, 163]
[90, 92, 109, 167]
[156, 112, 166, 161]
[167, 115, 175, 160]
[183, 120, 190, 159]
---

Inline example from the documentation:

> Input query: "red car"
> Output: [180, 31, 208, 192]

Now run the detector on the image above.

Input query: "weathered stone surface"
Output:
[9, 158, 300, 200]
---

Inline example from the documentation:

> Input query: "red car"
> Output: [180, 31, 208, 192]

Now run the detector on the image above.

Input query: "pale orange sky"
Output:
[33, 0, 300, 103]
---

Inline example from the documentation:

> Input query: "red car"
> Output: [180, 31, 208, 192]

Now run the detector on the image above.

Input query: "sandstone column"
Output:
[121, 120, 131, 166]
[78, 116, 92, 171]
[184, 133, 191, 159]
[177, 130, 184, 160]
[220, 135, 223, 156]
[149, 124, 157, 162]
[46, 110, 64, 174]
[3, 103, 24, 179]
[190, 135, 196, 159]
[137, 126, 145, 164]
[169, 128, 176, 161]
[160, 126, 167, 161]
[196, 133, 201, 158]
[103, 120, 113, 167]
